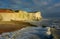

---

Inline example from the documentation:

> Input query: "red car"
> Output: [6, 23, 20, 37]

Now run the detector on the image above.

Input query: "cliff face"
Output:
[0, 10, 42, 21]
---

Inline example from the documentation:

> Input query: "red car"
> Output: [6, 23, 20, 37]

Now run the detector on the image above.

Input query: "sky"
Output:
[0, 0, 60, 18]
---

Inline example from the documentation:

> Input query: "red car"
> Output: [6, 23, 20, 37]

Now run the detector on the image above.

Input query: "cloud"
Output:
[54, 3, 60, 7]
[32, 0, 48, 6]
[41, 2, 48, 5]
[10, 0, 22, 4]
[47, 3, 60, 10]
[8, 0, 35, 10]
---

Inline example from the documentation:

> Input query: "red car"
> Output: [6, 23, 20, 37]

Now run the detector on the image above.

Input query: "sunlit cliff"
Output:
[0, 10, 42, 21]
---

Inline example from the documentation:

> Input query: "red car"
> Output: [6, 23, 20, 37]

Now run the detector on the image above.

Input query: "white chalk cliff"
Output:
[0, 10, 42, 21]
